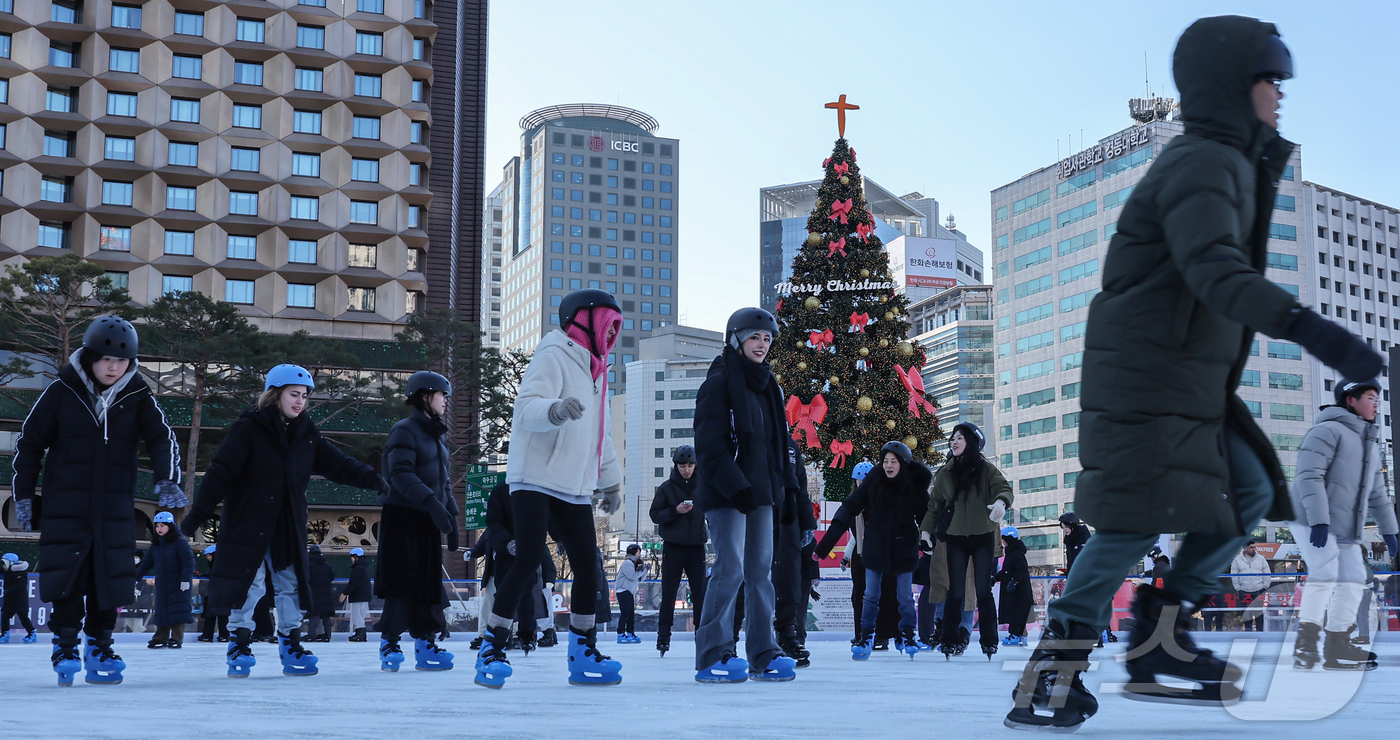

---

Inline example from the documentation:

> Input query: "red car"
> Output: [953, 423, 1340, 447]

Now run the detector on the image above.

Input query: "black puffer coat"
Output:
[375, 411, 456, 604]
[12, 359, 180, 608]
[307, 551, 336, 617]
[186, 404, 383, 614]
[342, 557, 372, 603]
[1064, 522, 1091, 571]
[135, 529, 195, 626]
[817, 462, 932, 574]
[693, 349, 798, 515]
[649, 467, 706, 546]
[1077, 16, 1298, 535]
[994, 536, 1033, 626]
[2, 558, 31, 612]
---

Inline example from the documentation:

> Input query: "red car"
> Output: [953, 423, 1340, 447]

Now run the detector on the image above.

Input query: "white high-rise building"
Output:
[482, 183, 505, 348]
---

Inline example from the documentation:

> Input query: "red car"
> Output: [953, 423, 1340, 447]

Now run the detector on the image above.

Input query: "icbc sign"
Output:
[611, 140, 639, 152]
[588, 136, 604, 152]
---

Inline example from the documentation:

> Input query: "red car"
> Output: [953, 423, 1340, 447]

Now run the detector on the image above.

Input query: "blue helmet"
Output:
[1001, 526, 1019, 539]
[265, 364, 314, 391]
[1, 553, 17, 564]
[350, 547, 365, 557]
[851, 461, 874, 481]
[204, 545, 217, 555]
[153, 511, 175, 524]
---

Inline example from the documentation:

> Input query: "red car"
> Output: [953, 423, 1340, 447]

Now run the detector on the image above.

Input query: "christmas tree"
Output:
[770, 96, 944, 501]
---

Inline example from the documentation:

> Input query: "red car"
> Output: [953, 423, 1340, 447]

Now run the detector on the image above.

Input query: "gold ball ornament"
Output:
[879, 339, 889, 348]
[928, 446, 939, 457]
[829, 376, 840, 385]
[880, 296, 889, 304]
[797, 341, 807, 349]
[858, 347, 869, 357]
[885, 420, 897, 430]
[804, 296, 820, 310]
[805, 233, 823, 247]
[774, 374, 782, 381]
[797, 361, 808, 371]
[903, 435, 918, 449]
[840, 175, 850, 185]
[897, 341, 914, 356]
[857, 396, 873, 412]
[884, 312, 894, 320]
[860, 269, 870, 278]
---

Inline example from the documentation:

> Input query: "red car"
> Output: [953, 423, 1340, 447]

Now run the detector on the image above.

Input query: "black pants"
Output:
[617, 591, 635, 633]
[658, 543, 706, 636]
[942, 532, 997, 648]
[1203, 610, 1225, 631]
[917, 580, 936, 640]
[200, 613, 230, 640]
[2, 606, 34, 634]
[1240, 590, 1266, 631]
[379, 597, 440, 640]
[50, 555, 118, 635]
[151, 623, 187, 644]
[306, 614, 332, 638]
[492, 491, 597, 622]
[772, 521, 804, 640]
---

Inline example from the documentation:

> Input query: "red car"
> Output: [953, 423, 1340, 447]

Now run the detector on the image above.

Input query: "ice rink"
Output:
[1, 632, 1394, 739]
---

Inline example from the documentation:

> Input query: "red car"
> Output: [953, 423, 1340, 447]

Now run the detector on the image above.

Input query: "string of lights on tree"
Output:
[769, 95, 945, 501]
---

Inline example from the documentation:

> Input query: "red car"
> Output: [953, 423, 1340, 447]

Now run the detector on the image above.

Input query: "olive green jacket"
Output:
[921, 461, 1013, 539]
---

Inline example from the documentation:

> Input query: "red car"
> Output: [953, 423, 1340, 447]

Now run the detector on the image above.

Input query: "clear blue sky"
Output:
[485, 0, 1400, 334]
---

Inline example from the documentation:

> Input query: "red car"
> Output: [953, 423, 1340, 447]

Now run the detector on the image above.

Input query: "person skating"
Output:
[305, 545, 335, 643]
[181, 365, 386, 678]
[1006, 19, 1385, 731]
[479, 290, 625, 688]
[995, 527, 1033, 647]
[375, 371, 459, 673]
[12, 316, 183, 686]
[920, 423, 1012, 661]
[1290, 379, 1399, 671]
[817, 441, 931, 661]
[691, 307, 800, 684]
[135, 512, 195, 649]
[1, 553, 36, 643]
[614, 545, 647, 644]
[1059, 513, 1090, 572]
[196, 546, 231, 643]
[648, 445, 707, 656]
[773, 437, 818, 666]
[341, 548, 372, 642]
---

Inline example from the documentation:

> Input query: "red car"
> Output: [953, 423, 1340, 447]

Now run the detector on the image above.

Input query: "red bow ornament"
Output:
[856, 221, 874, 240]
[829, 439, 853, 468]
[895, 364, 937, 419]
[827, 237, 847, 258]
[829, 199, 854, 224]
[849, 148, 857, 161]
[776, 299, 784, 312]
[785, 394, 828, 449]
[808, 329, 834, 352]
[849, 312, 870, 333]
[833, 162, 850, 177]
[822, 157, 831, 168]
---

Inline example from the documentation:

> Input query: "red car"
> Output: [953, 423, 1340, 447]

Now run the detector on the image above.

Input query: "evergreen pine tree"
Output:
[770, 137, 943, 500]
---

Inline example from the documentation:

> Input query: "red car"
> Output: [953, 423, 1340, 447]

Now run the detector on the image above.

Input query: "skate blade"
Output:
[84, 677, 123, 685]
[1003, 711, 1085, 733]
[749, 674, 796, 682]
[282, 669, 319, 677]
[695, 676, 747, 684]
[474, 679, 505, 689]
[1323, 663, 1378, 672]
[415, 665, 453, 671]
[1121, 682, 1241, 707]
[569, 677, 622, 686]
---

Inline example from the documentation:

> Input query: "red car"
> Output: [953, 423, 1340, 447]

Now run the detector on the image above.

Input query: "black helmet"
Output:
[406, 370, 451, 404]
[726, 307, 779, 349]
[1059, 512, 1081, 527]
[82, 315, 138, 359]
[950, 422, 985, 454]
[672, 445, 697, 465]
[559, 289, 622, 330]
[879, 440, 912, 467]
[1334, 378, 1381, 406]
[1254, 32, 1293, 81]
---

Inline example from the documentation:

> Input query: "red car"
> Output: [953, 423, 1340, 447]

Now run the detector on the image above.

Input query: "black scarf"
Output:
[949, 451, 985, 501]
[722, 346, 791, 505]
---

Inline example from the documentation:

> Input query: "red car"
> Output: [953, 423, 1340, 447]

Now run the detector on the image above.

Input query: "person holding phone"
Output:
[648, 445, 707, 656]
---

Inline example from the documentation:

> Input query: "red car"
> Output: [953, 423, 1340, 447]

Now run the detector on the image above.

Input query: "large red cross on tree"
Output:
[825, 94, 859, 138]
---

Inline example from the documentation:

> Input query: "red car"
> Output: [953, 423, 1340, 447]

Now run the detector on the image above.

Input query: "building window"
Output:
[171, 54, 202, 80]
[1266, 252, 1298, 271]
[0, 34, 9, 60]
[296, 25, 325, 49]
[170, 98, 200, 123]
[407, 205, 423, 229]
[299, 0, 326, 6]
[295, 67, 323, 92]
[287, 111, 321, 136]
[412, 38, 426, 60]
[353, 116, 381, 139]
[1269, 223, 1298, 242]
[49, 42, 79, 68]
[47, 87, 76, 112]
[358, 0, 385, 11]
[44, 131, 74, 157]
[109, 48, 140, 73]
[411, 80, 426, 102]
[111, 4, 142, 29]
[99, 226, 131, 252]
[287, 284, 316, 308]
[227, 235, 256, 260]
[231, 104, 262, 129]
[1270, 403, 1305, 422]
[224, 279, 254, 305]
[409, 163, 423, 186]
[355, 32, 384, 56]
[233, 61, 263, 86]
[288, 240, 317, 264]
[40, 177, 71, 203]
[1057, 201, 1097, 228]
[168, 141, 198, 167]
[174, 11, 204, 36]
[101, 180, 133, 206]
[164, 231, 194, 255]
[351, 158, 379, 182]
[354, 74, 382, 97]
[37, 221, 69, 249]
[407, 249, 422, 272]
[289, 195, 319, 220]
[406, 290, 423, 313]
[229, 147, 260, 172]
[1268, 372, 1304, 391]
[163, 275, 194, 295]
[349, 201, 378, 224]
[348, 243, 377, 268]
[228, 191, 258, 216]
[236, 18, 264, 42]
[104, 135, 135, 161]
[414, 0, 426, 18]
[410, 122, 424, 144]
[347, 287, 376, 312]
[292, 152, 321, 177]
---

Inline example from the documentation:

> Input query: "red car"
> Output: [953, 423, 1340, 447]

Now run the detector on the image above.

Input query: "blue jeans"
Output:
[933, 602, 975, 632]
[862, 569, 916, 631]
[695, 506, 779, 671]
[229, 552, 303, 635]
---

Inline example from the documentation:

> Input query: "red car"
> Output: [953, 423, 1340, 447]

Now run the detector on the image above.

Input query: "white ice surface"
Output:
[1, 632, 1394, 739]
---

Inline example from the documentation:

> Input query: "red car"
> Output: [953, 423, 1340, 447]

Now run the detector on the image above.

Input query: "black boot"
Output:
[1123, 585, 1242, 705]
[656, 626, 670, 656]
[517, 625, 536, 656]
[348, 627, 368, 643]
[539, 627, 558, 648]
[777, 625, 810, 667]
[1323, 626, 1378, 671]
[1293, 622, 1321, 670]
[1004, 620, 1100, 732]
[469, 634, 484, 651]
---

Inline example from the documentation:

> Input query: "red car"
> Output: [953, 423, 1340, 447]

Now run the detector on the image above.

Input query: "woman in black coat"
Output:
[817, 441, 931, 658]
[11, 317, 181, 685]
[136, 512, 195, 648]
[305, 546, 336, 642]
[374, 371, 458, 672]
[994, 527, 1033, 646]
[181, 364, 384, 677]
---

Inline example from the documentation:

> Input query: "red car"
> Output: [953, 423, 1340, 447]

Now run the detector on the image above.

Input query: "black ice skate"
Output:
[1293, 622, 1321, 670]
[1122, 585, 1242, 706]
[1004, 620, 1099, 733]
[1323, 626, 1377, 671]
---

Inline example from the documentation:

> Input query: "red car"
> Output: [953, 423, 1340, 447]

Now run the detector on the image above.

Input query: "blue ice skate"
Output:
[896, 631, 921, 659]
[379, 638, 405, 672]
[0, 630, 9, 644]
[474, 625, 513, 689]
[616, 631, 628, 644]
[226, 630, 257, 678]
[414, 637, 453, 671]
[750, 655, 797, 682]
[695, 653, 749, 683]
[1002, 634, 1028, 647]
[51, 631, 81, 687]
[851, 630, 873, 661]
[277, 630, 318, 676]
[83, 634, 125, 685]
[567, 627, 622, 686]
[23, 631, 37, 643]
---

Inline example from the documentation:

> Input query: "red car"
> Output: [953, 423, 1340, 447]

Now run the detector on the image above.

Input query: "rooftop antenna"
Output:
[1145, 52, 1151, 98]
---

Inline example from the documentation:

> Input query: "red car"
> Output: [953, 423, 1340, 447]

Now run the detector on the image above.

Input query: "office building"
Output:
[482, 182, 504, 346]
[908, 285, 996, 455]
[495, 104, 680, 395]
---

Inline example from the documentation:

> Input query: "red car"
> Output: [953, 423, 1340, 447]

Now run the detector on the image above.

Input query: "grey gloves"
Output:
[548, 397, 586, 426]
[801, 530, 815, 548]
[598, 484, 622, 514]
[155, 480, 188, 509]
[15, 498, 32, 531]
